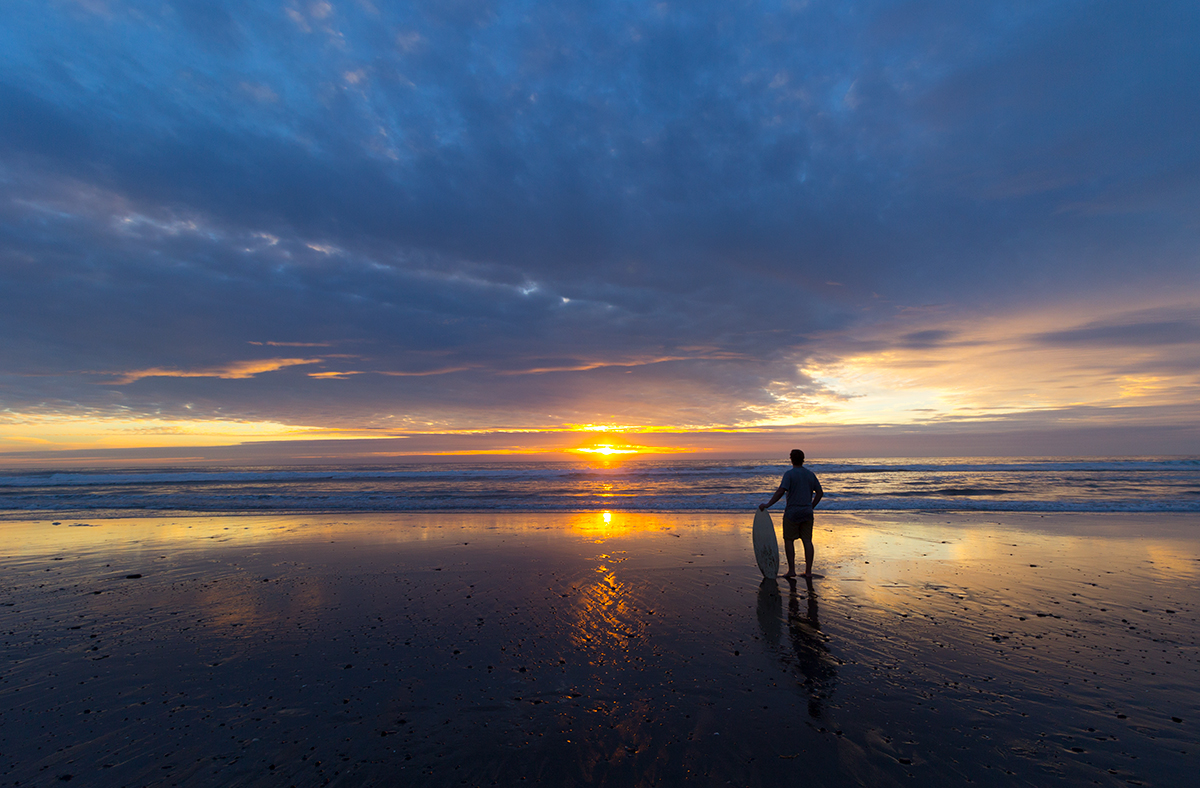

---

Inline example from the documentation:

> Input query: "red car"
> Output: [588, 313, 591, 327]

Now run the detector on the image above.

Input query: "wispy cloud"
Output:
[1030, 320, 1200, 347]
[106, 359, 324, 385]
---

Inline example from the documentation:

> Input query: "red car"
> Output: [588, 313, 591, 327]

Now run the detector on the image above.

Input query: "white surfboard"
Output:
[752, 509, 779, 578]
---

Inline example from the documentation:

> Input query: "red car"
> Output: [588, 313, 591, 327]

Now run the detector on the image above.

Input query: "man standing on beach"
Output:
[759, 450, 824, 578]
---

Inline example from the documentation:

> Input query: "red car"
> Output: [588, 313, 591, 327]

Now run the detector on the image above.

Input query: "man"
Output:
[759, 449, 824, 578]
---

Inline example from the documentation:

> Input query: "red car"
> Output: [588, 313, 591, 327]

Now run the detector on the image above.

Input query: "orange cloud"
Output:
[106, 358, 323, 385]
[497, 351, 746, 375]
[307, 367, 476, 379]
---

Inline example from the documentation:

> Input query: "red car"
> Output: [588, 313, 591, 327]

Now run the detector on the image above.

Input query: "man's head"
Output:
[790, 449, 805, 466]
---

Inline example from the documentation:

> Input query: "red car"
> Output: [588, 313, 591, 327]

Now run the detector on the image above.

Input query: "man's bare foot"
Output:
[799, 572, 813, 578]
[783, 570, 796, 578]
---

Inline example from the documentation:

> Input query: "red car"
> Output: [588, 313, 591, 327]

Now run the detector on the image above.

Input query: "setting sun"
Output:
[571, 444, 640, 456]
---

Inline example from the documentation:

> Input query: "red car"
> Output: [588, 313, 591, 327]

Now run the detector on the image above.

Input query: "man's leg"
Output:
[800, 537, 814, 577]
[799, 515, 815, 577]
[783, 538, 797, 577]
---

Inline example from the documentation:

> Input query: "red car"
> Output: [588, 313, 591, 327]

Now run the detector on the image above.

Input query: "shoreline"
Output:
[4, 507, 1199, 521]
[2, 511, 1197, 785]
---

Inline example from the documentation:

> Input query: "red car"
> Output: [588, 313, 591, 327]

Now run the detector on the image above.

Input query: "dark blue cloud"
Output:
[1, 0, 1198, 436]
[1032, 320, 1200, 348]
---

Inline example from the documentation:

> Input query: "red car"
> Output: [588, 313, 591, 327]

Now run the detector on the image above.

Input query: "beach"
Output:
[1, 511, 1197, 786]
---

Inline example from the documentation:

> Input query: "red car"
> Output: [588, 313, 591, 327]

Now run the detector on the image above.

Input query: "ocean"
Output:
[1, 456, 1197, 515]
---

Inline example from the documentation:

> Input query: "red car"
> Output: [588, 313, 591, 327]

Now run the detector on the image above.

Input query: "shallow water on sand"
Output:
[1, 512, 1197, 786]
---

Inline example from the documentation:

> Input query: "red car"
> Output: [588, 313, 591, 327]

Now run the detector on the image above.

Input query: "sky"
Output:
[1, 0, 1198, 464]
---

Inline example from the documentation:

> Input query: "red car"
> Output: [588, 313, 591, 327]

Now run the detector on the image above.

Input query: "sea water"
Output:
[1, 456, 1197, 514]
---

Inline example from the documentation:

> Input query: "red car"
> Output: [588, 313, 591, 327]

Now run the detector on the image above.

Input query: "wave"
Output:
[813, 459, 1200, 474]
[2, 456, 1194, 488]
[3, 493, 1198, 515]
[1, 457, 1196, 515]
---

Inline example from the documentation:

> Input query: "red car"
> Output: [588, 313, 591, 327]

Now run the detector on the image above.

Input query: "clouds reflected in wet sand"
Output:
[1, 511, 1196, 785]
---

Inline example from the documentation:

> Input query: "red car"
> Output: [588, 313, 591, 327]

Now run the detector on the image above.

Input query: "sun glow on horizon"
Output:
[571, 444, 641, 456]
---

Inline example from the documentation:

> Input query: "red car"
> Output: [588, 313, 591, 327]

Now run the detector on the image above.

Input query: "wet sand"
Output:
[1, 511, 1197, 786]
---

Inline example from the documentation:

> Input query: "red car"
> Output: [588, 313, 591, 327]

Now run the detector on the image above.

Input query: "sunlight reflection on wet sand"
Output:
[0, 511, 1196, 786]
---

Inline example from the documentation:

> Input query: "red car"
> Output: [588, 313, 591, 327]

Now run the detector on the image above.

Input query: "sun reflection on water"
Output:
[569, 557, 647, 667]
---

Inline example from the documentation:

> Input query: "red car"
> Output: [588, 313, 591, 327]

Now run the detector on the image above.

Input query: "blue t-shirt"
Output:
[781, 466, 822, 518]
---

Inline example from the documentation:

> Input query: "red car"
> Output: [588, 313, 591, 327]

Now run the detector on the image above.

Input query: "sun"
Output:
[571, 444, 640, 456]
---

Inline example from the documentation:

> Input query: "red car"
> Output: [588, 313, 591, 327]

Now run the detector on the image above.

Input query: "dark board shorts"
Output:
[782, 513, 814, 542]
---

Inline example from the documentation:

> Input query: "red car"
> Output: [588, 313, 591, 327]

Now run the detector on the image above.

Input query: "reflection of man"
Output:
[755, 576, 838, 719]
[759, 449, 823, 578]
[786, 576, 837, 719]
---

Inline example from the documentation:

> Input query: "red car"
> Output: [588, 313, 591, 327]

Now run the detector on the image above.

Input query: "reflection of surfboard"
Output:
[752, 509, 779, 578]
[756, 577, 782, 646]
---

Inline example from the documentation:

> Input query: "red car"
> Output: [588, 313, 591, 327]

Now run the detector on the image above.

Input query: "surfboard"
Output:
[752, 508, 779, 578]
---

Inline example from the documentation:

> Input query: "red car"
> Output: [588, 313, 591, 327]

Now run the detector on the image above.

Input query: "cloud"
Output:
[895, 330, 960, 349]
[106, 359, 324, 385]
[1, 0, 1198, 455]
[1030, 320, 1200, 348]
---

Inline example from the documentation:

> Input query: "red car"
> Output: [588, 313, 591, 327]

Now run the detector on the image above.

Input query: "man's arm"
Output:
[759, 485, 786, 511]
[812, 477, 823, 508]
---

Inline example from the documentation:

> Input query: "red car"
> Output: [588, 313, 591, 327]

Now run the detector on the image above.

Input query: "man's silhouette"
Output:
[759, 449, 823, 578]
